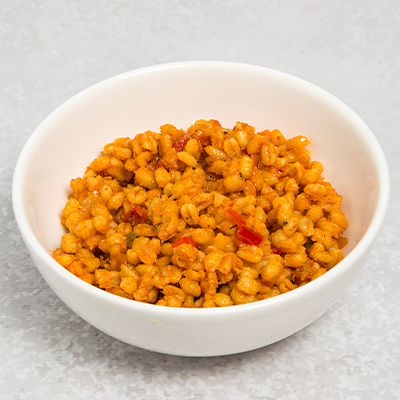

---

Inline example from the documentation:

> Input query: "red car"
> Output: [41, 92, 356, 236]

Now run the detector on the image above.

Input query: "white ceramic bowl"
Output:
[13, 62, 389, 357]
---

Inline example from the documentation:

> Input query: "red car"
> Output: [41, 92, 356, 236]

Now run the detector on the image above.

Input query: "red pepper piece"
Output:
[225, 208, 246, 228]
[172, 236, 197, 248]
[236, 226, 264, 246]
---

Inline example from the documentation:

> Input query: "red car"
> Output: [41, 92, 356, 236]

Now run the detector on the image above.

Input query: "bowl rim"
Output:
[12, 60, 391, 316]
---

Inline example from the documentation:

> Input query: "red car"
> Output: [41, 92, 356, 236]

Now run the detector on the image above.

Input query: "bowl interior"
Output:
[15, 62, 386, 272]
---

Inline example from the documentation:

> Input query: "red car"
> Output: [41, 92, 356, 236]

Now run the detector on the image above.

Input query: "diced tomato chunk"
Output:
[124, 204, 147, 224]
[123, 210, 133, 223]
[197, 135, 211, 149]
[173, 135, 191, 152]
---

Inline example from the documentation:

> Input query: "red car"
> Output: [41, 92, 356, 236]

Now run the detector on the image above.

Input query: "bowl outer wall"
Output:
[13, 62, 390, 356]
[25, 236, 371, 356]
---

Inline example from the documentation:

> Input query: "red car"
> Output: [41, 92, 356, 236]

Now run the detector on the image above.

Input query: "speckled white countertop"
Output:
[1, 1, 399, 399]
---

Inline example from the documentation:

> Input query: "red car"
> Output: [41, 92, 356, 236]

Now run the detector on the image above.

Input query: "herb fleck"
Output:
[126, 232, 136, 248]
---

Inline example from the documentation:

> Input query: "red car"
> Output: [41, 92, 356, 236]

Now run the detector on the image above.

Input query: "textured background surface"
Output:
[1, 1, 399, 399]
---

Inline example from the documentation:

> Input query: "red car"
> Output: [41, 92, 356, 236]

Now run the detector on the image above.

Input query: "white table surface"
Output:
[1, 1, 399, 399]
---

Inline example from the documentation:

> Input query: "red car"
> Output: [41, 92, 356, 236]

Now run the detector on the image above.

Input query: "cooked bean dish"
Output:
[52, 119, 348, 307]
